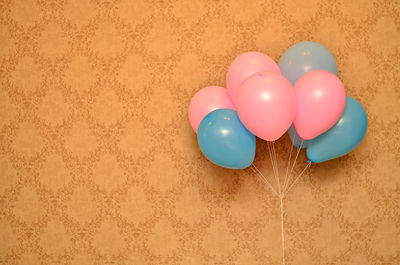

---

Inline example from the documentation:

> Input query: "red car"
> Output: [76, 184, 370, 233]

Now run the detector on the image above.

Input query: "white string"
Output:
[278, 161, 310, 265]
[285, 162, 311, 195]
[266, 142, 275, 176]
[269, 141, 285, 265]
[251, 164, 279, 196]
[250, 164, 279, 197]
[254, 139, 311, 265]
[272, 142, 281, 193]
[283, 140, 304, 193]
[266, 143, 276, 185]
[284, 136, 294, 191]
[283, 142, 301, 192]
[267, 142, 280, 193]
[279, 195, 286, 265]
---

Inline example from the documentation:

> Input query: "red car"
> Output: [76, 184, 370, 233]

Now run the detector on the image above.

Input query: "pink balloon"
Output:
[294, 70, 346, 140]
[226, 52, 281, 104]
[236, 71, 296, 141]
[188, 86, 236, 133]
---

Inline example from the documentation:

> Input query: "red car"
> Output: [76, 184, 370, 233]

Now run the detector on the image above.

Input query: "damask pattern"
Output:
[0, 0, 399, 264]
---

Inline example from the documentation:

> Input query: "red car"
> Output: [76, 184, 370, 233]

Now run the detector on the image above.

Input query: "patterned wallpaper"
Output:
[0, 0, 399, 264]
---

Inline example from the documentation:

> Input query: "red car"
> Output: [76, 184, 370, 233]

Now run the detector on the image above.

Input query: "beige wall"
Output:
[0, 0, 399, 264]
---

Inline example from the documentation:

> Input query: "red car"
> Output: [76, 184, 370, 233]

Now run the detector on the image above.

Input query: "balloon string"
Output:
[283, 140, 304, 193]
[284, 139, 293, 187]
[280, 195, 286, 265]
[268, 142, 285, 265]
[266, 143, 276, 185]
[284, 132, 295, 188]
[267, 142, 280, 193]
[251, 164, 279, 196]
[255, 139, 311, 265]
[285, 162, 311, 195]
[266, 142, 273, 174]
[279, 161, 311, 265]
[283, 141, 301, 192]
[272, 142, 281, 193]
[250, 164, 279, 197]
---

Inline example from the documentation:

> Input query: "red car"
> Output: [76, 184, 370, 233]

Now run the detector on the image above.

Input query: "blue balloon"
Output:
[197, 109, 256, 169]
[288, 124, 306, 149]
[307, 97, 368, 163]
[278, 41, 338, 85]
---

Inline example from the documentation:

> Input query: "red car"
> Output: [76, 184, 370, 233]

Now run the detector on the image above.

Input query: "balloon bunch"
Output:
[189, 41, 368, 265]
[189, 41, 368, 169]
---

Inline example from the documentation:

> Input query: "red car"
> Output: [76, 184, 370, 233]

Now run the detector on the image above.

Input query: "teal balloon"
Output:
[278, 41, 337, 85]
[307, 97, 368, 163]
[197, 109, 256, 169]
[288, 124, 306, 149]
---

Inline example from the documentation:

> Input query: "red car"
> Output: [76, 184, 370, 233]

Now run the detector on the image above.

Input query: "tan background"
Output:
[0, 0, 399, 264]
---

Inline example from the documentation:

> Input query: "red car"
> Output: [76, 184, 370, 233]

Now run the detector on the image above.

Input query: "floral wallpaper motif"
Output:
[0, 0, 399, 264]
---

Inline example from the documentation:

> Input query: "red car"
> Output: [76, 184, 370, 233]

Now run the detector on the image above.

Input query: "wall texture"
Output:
[0, 0, 399, 264]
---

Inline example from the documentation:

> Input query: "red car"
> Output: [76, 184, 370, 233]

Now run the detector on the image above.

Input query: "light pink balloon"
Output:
[188, 86, 236, 133]
[226, 52, 281, 104]
[294, 70, 346, 140]
[236, 71, 296, 141]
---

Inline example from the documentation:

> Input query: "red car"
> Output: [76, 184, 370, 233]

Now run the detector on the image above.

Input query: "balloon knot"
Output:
[307, 160, 311, 163]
